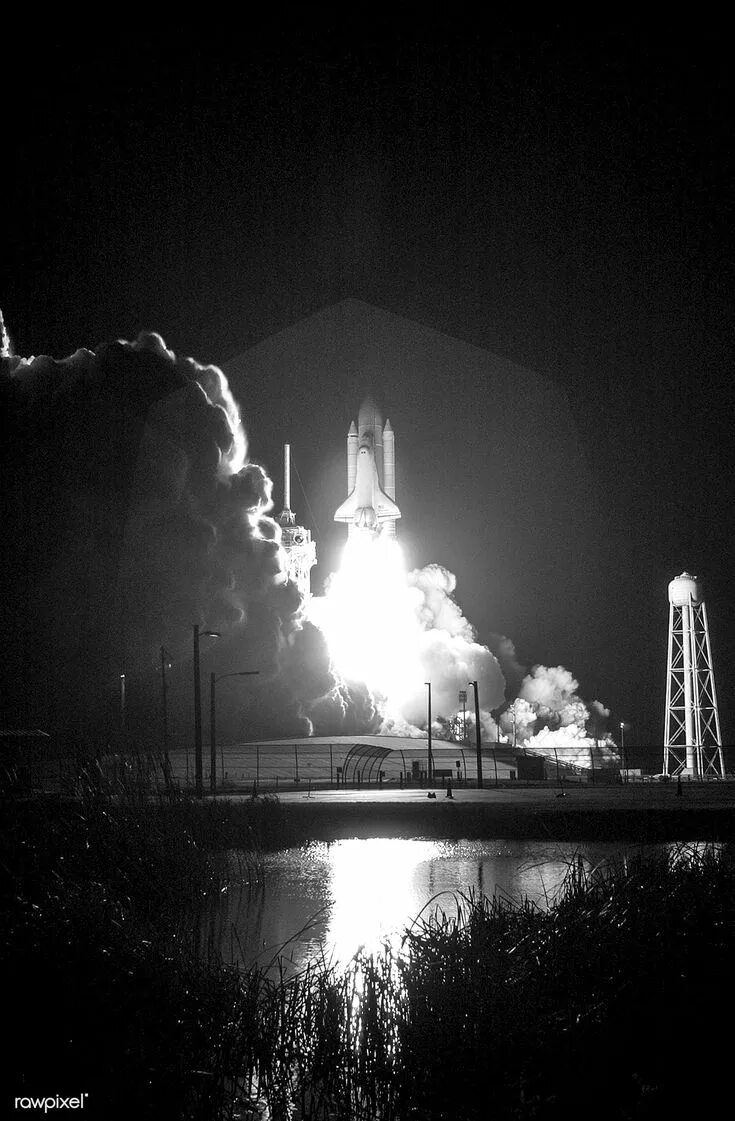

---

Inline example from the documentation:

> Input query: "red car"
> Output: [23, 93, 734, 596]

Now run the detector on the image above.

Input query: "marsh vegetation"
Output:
[2, 755, 733, 1118]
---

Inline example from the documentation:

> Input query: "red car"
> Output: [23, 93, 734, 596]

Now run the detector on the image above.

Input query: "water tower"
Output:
[663, 573, 724, 778]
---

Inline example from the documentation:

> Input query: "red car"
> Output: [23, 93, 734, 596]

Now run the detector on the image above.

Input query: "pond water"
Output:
[209, 837, 679, 974]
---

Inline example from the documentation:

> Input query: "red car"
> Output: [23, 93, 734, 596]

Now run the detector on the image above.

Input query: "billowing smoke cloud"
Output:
[116, 335, 292, 666]
[304, 546, 614, 767]
[1, 323, 615, 760]
[0, 309, 11, 358]
[518, 664, 584, 721]
[0, 330, 321, 739]
[306, 555, 505, 736]
[403, 564, 505, 724]
[485, 633, 528, 697]
[493, 664, 617, 767]
[248, 620, 381, 739]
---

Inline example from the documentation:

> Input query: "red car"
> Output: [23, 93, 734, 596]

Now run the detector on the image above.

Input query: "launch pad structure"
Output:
[663, 573, 725, 779]
[277, 443, 316, 601]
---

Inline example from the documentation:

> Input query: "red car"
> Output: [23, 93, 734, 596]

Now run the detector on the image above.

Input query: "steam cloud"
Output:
[1, 331, 303, 736]
[495, 665, 617, 767]
[402, 564, 505, 725]
[1, 326, 613, 758]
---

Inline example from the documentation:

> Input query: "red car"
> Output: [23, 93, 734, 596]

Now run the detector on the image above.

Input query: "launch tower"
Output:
[277, 444, 316, 600]
[663, 573, 724, 779]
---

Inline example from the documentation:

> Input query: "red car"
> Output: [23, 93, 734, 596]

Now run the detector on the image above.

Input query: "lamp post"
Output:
[160, 647, 170, 754]
[425, 682, 433, 784]
[490, 709, 499, 787]
[620, 721, 626, 782]
[119, 673, 126, 732]
[193, 625, 220, 799]
[210, 670, 259, 794]
[553, 745, 562, 789]
[459, 689, 468, 745]
[469, 680, 483, 789]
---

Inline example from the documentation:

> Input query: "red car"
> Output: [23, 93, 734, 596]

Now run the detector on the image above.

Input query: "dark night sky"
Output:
[4, 19, 734, 747]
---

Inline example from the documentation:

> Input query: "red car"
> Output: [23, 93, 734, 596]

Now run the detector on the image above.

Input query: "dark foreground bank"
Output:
[3, 779, 735, 1119]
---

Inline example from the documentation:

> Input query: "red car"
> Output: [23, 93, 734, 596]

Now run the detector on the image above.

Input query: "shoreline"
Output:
[11, 783, 735, 847]
[213, 785, 735, 846]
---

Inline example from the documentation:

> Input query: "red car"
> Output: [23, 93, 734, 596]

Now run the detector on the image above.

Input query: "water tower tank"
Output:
[668, 572, 700, 606]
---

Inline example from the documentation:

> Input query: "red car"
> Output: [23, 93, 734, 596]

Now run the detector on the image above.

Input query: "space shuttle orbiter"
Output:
[334, 397, 401, 538]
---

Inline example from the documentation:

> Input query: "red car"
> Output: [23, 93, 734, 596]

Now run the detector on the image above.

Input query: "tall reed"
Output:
[229, 843, 735, 1120]
[4, 753, 734, 1120]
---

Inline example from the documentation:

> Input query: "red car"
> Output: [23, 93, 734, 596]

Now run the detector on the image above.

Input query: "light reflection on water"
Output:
[214, 838, 711, 974]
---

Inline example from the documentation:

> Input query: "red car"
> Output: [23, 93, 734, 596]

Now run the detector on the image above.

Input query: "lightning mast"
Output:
[663, 572, 724, 779]
[277, 443, 316, 600]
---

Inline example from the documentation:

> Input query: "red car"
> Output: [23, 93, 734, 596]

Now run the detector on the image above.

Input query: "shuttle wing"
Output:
[334, 484, 401, 523]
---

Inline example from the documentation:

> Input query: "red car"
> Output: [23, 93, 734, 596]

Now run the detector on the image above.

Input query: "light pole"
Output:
[490, 709, 499, 787]
[119, 673, 126, 732]
[193, 625, 220, 799]
[552, 746, 565, 792]
[620, 721, 626, 782]
[210, 670, 259, 794]
[469, 680, 483, 789]
[160, 647, 170, 754]
[459, 689, 468, 745]
[425, 682, 433, 784]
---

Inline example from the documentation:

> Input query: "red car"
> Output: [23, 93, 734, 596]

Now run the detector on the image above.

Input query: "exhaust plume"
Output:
[0, 330, 304, 737]
[1, 324, 615, 761]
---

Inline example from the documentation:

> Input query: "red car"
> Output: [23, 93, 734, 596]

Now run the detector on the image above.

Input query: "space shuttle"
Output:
[334, 397, 401, 538]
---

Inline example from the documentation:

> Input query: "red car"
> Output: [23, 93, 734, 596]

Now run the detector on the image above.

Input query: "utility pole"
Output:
[193, 626, 203, 798]
[491, 710, 499, 787]
[620, 721, 626, 783]
[425, 682, 433, 784]
[459, 689, 468, 745]
[119, 673, 126, 733]
[210, 672, 216, 795]
[193, 625, 220, 798]
[470, 680, 483, 789]
[160, 647, 169, 756]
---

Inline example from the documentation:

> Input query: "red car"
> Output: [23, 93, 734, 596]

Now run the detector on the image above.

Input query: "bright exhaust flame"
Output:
[308, 535, 423, 716]
[306, 528, 615, 762]
[307, 533, 506, 730]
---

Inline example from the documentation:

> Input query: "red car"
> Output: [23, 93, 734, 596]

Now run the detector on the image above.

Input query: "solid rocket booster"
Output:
[334, 397, 401, 538]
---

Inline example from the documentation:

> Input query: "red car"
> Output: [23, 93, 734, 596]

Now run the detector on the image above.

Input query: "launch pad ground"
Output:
[215, 782, 735, 845]
[270, 783, 735, 804]
[164, 742, 735, 843]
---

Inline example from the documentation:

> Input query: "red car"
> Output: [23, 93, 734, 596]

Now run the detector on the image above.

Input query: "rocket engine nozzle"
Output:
[355, 506, 378, 530]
